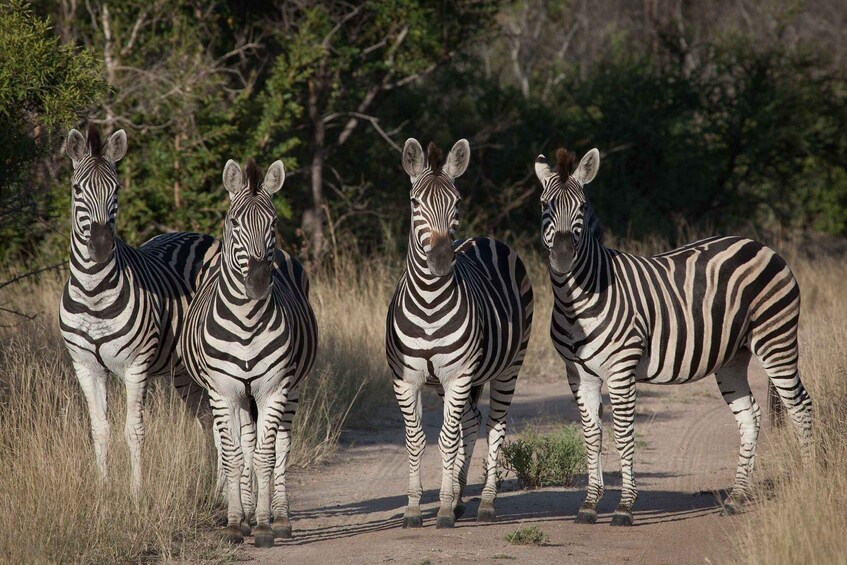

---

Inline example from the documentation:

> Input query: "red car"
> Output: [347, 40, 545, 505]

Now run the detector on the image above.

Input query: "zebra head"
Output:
[221, 158, 285, 300]
[66, 124, 128, 263]
[401, 138, 470, 277]
[534, 148, 600, 274]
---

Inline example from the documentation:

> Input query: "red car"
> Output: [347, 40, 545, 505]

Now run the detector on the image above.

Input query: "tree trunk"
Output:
[304, 78, 325, 261]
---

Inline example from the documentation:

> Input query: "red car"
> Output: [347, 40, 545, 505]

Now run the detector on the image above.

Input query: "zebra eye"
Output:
[73, 184, 82, 197]
[410, 197, 420, 207]
[230, 217, 239, 228]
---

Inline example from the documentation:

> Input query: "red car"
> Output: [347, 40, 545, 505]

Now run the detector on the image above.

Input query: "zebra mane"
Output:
[426, 142, 443, 171]
[583, 201, 605, 244]
[556, 148, 578, 182]
[87, 123, 102, 156]
[244, 158, 262, 195]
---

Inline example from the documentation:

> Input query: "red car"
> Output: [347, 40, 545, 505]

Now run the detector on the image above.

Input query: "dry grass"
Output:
[0, 254, 397, 563]
[736, 253, 847, 564]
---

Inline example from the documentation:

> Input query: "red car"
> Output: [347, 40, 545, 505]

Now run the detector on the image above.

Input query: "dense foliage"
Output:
[1, 0, 845, 265]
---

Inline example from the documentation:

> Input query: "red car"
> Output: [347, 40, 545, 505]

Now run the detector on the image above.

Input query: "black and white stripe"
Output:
[59, 125, 220, 496]
[178, 158, 317, 547]
[386, 139, 534, 528]
[535, 148, 813, 526]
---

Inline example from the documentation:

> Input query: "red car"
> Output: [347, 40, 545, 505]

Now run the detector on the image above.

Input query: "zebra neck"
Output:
[218, 256, 275, 321]
[67, 232, 126, 302]
[561, 225, 612, 294]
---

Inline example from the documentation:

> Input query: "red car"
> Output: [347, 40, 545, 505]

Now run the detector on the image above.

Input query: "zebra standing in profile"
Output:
[60, 125, 220, 497]
[534, 147, 813, 526]
[386, 139, 533, 528]
[179, 158, 317, 547]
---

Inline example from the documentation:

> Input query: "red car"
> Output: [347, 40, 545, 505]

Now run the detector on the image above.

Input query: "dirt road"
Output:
[242, 367, 771, 564]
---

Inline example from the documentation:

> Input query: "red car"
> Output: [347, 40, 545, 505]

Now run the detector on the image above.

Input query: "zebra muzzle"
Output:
[87, 222, 114, 263]
[427, 232, 455, 277]
[245, 257, 272, 300]
[549, 231, 575, 274]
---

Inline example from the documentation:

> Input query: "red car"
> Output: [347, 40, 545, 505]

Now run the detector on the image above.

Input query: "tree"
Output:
[0, 0, 105, 262]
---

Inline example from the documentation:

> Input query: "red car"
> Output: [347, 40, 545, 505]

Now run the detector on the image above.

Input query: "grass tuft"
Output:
[499, 425, 586, 489]
[505, 525, 549, 546]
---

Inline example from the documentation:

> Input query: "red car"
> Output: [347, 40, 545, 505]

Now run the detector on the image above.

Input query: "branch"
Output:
[119, 9, 147, 57]
[0, 262, 66, 291]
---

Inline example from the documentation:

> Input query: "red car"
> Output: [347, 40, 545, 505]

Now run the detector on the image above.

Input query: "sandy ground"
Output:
[239, 365, 772, 564]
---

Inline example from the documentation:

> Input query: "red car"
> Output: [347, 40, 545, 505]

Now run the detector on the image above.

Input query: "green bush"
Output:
[499, 425, 586, 489]
[505, 525, 548, 546]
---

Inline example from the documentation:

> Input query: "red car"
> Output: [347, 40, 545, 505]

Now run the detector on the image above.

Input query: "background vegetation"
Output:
[1, 0, 845, 266]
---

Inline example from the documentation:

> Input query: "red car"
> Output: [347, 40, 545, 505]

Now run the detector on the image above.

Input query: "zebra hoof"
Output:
[436, 507, 455, 529]
[402, 508, 423, 528]
[223, 525, 244, 544]
[253, 525, 274, 548]
[575, 506, 597, 524]
[239, 520, 252, 537]
[273, 518, 292, 539]
[610, 509, 633, 527]
[454, 503, 465, 519]
[477, 502, 496, 522]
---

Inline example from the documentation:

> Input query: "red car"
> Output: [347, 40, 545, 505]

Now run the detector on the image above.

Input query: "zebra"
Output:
[60, 124, 220, 497]
[386, 139, 534, 528]
[178, 158, 317, 547]
[534, 147, 814, 526]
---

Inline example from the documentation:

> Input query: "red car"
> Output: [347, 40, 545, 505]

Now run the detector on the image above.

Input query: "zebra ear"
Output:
[402, 138, 424, 182]
[444, 139, 470, 179]
[223, 159, 244, 197]
[574, 148, 600, 185]
[534, 154, 556, 183]
[67, 129, 87, 164]
[263, 160, 286, 195]
[103, 129, 127, 163]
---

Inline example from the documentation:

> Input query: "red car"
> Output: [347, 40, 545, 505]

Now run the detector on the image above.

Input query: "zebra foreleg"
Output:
[252, 390, 288, 548]
[453, 386, 482, 520]
[211, 391, 246, 544]
[715, 350, 760, 515]
[73, 360, 110, 484]
[272, 390, 298, 539]
[394, 379, 425, 528]
[123, 367, 149, 498]
[479, 371, 517, 523]
[569, 370, 604, 524]
[437, 377, 473, 528]
[608, 373, 638, 526]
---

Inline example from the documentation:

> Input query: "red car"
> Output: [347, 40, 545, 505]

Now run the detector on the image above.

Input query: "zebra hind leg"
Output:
[394, 379, 425, 528]
[568, 371, 605, 524]
[453, 386, 482, 520]
[714, 350, 760, 515]
[608, 373, 638, 526]
[239, 402, 257, 535]
[272, 390, 298, 539]
[478, 371, 518, 523]
[436, 377, 473, 528]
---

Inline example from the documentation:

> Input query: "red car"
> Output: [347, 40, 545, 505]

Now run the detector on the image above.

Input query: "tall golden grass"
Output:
[736, 252, 847, 564]
[0, 254, 398, 563]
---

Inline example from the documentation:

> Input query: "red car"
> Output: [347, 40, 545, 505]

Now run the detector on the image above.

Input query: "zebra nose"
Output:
[87, 221, 114, 263]
[549, 231, 575, 274]
[427, 232, 455, 277]
[245, 256, 271, 299]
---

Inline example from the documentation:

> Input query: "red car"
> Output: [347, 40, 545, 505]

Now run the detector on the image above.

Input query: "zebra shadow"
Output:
[282, 483, 729, 545]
